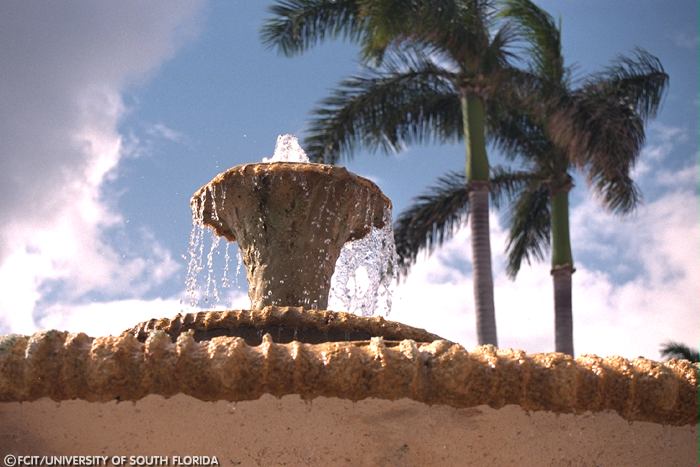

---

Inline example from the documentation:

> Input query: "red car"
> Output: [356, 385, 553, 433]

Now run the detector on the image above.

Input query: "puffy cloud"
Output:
[392, 156, 699, 360]
[38, 298, 187, 337]
[0, 1, 204, 333]
[37, 288, 251, 338]
[655, 163, 697, 188]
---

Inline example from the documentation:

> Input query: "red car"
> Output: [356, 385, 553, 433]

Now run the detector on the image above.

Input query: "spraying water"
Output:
[262, 134, 310, 163]
[329, 207, 397, 317]
[184, 186, 241, 308]
[184, 134, 397, 316]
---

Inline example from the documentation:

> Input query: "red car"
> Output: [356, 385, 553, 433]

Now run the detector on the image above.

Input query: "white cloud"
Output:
[36, 287, 251, 338]
[392, 185, 700, 360]
[635, 123, 688, 173]
[147, 122, 186, 144]
[391, 228, 475, 344]
[0, 2, 204, 333]
[38, 298, 187, 337]
[656, 163, 698, 189]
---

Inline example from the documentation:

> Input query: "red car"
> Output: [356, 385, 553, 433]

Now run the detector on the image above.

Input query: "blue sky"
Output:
[0, 1, 697, 359]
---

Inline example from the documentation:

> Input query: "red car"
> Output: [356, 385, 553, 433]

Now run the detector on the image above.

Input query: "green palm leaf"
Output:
[261, 0, 363, 56]
[486, 96, 550, 164]
[548, 49, 667, 213]
[501, 0, 565, 87]
[585, 48, 668, 122]
[359, 0, 498, 63]
[393, 171, 470, 277]
[504, 182, 550, 278]
[550, 91, 644, 213]
[303, 55, 461, 163]
[394, 167, 536, 277]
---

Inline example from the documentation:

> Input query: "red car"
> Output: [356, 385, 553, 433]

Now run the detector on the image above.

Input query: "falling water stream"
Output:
[184, 134, 397, 316]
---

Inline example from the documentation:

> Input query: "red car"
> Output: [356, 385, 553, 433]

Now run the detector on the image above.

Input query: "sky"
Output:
[0, 1, 697, 360]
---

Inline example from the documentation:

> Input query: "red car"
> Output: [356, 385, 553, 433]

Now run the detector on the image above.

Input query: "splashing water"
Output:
[329, 207, 397, 317]
[221, 243, 231, 288]
[184, 191, 206, 306]
[185, 133, 397, 315]
[184, 186, 244, 308]
[262, 134, 310, 163]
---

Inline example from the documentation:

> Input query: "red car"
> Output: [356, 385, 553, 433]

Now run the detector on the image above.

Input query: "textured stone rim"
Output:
[0, 329, 696, 426]
[124, 308, 445, 345]
[191, 162, 392, 242]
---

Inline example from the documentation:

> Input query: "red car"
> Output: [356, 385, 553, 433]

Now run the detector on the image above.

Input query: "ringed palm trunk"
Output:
[550, 189, 574, 355]
[461, 93, 498, 346]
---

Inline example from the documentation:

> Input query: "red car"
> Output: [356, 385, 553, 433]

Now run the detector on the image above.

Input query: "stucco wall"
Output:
[1, 395, 696, 466]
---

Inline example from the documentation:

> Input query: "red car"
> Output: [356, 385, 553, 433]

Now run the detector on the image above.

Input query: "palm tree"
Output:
[262, 0, 530, 346]
[394, 0, 668, 355]
[660, 342, 700, 363]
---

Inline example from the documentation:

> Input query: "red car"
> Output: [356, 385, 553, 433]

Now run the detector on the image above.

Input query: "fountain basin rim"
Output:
[124, 307, 445, 345]
[0, 330, 696, 426]
[191, 162, 392, 242]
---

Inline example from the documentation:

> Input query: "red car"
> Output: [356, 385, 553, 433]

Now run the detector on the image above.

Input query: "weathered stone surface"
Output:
[2, 395, 697, 464]
[191, 162, 391, 309]
[124, 307, 444, 344]
[0, 330, 696, 425]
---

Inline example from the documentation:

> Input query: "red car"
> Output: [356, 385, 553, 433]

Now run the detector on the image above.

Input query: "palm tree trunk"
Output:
[470, 184, 498, 345]
[551, 189, 574, 355]
[552, 267, 573, 354]
[462, 93, 497, 346]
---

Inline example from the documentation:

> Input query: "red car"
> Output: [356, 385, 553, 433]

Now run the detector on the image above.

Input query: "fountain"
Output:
[154, 134, 439, 344]
[192, 162, 386, 310]
[0, 136, 696, 464]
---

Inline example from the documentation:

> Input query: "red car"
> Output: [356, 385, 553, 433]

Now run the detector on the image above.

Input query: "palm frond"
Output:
[489, 165, 539, 209]
[592, 171, 641, 213]
[660, 341, 700, 363]
[394, 167, 538, 278]
[583, 48, 668, 122]
[549, 92, 644, 214]
[479, 22, 520, 75]
[460, 0, 500, 51]
[549, 49, 667, 214]
[303, 58, 460, 163]
[501, 0, 565, 86]
[360, 0, 498, 66]
[485, 93, 552, 164]
[393, 171, 470, 278]
[260, 0, 363, 56]
[505, 183, 550, 278]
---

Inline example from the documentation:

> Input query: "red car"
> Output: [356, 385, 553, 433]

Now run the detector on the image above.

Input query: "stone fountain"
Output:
[0, 136, 697, 464]
[192, 161, 387, 310]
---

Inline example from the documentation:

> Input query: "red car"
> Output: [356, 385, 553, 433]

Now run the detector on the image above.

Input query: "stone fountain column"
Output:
[191, 162, 391, 310]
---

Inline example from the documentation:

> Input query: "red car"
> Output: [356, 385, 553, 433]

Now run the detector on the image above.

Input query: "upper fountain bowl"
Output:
[191, 162, 391, 310]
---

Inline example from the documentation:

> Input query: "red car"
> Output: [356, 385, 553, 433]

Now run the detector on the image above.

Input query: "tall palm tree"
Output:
[394, 0, 668, 355]
[262, 0, 529, 346]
